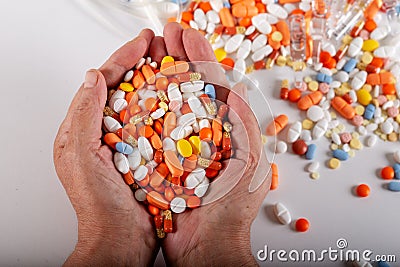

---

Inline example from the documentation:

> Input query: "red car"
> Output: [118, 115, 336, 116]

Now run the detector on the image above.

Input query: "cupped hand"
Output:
[54, 30, 161, 266]
[160, 23, 271, 266]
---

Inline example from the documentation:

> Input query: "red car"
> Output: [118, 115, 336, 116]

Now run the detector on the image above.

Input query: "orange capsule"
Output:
[128, 104, 142, 116]
[123, 171, 135, 185]
[133, 70, 145, 89]
[163, 112, 177, 138]
[138, 125, 154, 138]
[150, 170, 165, 189]
[232, 3, 258, 17]
[266, 114, 288, 136]
[364, 19, 377, 32]
[147, 191, 169, 210]
[154, 120, 163, 135]
[211, 152, 222, 161]
[220, 57, 235, 70]
[205, 168, 219, 179]
[288, 89, 302, 102]
[164, 150, 184, 177]
[164, 187, 175, 202]
[219, 7, 235, 27]
[212, 119, 223, 147]
[331, 96, 356, 119]
[276, 20, 290, 46]
[238, 17, 252, 27]
[382, 84, 396, 95]
[183, 154, 198, 172]
[255, 2, 266, 13]
[270, 163, 278, 190]
[186, 196, 201, 209]
[171, 176, 181, 186]
[222, 132, 232, 150]
[160, 61, 190, 76]
[380, 72, 395, 85]
[125, 91, 138, 105]
[154, 150, 163, 164]
[155, 77, 169, 91]
[144, 97, 158, 112]
[148, 205, 160, 216]
[181, 11, 193, 22]
[115, 128, 123, 139]
[142, 65, 156, 85]
[156, 163, 170, 179]
[199, 128, 213, 141]
[104, 132, 122, 149]
[150, 132, 163, 150]
[297, 91, 323, 110]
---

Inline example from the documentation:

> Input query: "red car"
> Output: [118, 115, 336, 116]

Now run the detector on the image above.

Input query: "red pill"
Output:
[381, 166, 394, 180]
[356, 184, 370, 197]
[292, 140, 308, 155]
[295, 218, 309, 232]
[288, 89, 302, 102]
[280, 88, 289, 100]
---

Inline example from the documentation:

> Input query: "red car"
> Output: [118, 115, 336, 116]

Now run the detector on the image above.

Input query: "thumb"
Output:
[70, 69, 108, 147]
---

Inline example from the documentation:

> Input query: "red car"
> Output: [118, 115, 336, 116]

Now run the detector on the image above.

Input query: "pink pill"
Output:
[299, 81, 308, 92]
[340, 132, 352, 143]
[351, 114, 364, 126]
[377, 95, 387, 106]
[387, 106, 399, 117]
[359, 29, 370, 40]
[319, 82, 330, 94]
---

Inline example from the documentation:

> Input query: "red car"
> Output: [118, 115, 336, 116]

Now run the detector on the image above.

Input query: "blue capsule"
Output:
[324, 75, 333, 84]
[388, 181, 400, 192]
[305, 144, 317, 160]
[393, 163, 400, 179]
[205, 84, 216, 100]
[343, 58, 357, 73]
[316, 73, 326, 83]
[115, 142, 134, 155]
[363, 104, 375, 120]
[332, 149, 349, 161]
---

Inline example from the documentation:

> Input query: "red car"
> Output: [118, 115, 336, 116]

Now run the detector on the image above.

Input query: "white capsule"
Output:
[335, 71, 349, 83]
[366, 123, 378, 132]
[104, 116, 122, 133]
[138, 136, 153, 161]
[332, 132, 342, 145]
[287, 121, 302, 143]
[133, 165, 148, 182]
[374, 46, 395, 58]
[327, 88, 335, 100]
[370, 25, 389, 41]
[177, 113, 196, 127]
[192, 120, 200, 133]
[313, 62, 323, 71]
[185, 168, 206, 189]
[194, 9, 207, 30]
[233, 58, 246, 82]
[135, 58, 146, 69]
[111, 98, 128, 113]
[180, 80, 205, 92]
[206, 22, 216, 34]
[382, 100, 394, 110]
[150, 108, 166, 120]
[170, 125, 193, 140]
[252, 34, 268, 52]
[381, 120, 394, 134]
[351, 71, 367, 90]
[170, 197, 187, 214]
[113, 152, 130, 174]
[210, 0, 223, 12]
[320, 67, 333, 76]
[137, 89, 157, 99]
[188, 96, 207, 118]
[224, 34, 244, 53]
[251, 14, 272, 34]
[330, 81, 341, 89]
[307, 161, 320, 173]
[251, 45, 273, 62]
[128, 148, 141, 171]
[245, 25, 256, 35]
[336, 58, 347, 70]
[200, 141, 212, 158]
[283, 3, 297, 14]
[206, 10, 220, 24]
[124, 70, 134, 82]
[189, 20, 199, 30]
[267, 3, 288, 19]
[342, 143, 350, 152]
[273, 202, 291, 225]
[347, 37, 363, 57]
[312, 119, 328, 139]
[365, 135, 377, 147]
[275, 141, 288, 154]
[236, 39, 252, 59]
[348, 68, 360, 78]
[194, 177, 210, 197]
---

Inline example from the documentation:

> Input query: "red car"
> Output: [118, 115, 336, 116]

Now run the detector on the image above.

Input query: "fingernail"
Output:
[84, 70, 98, 89]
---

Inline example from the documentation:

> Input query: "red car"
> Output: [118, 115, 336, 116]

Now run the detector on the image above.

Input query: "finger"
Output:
[182, 28, 229, 99]
[99, 36, 148, 88]
[248, 147, 271, 193]
[138, 28, 155, 55]
[69, 69, 108, 147]
[149, 36, 167, 66]
[163, 22, 188, 61]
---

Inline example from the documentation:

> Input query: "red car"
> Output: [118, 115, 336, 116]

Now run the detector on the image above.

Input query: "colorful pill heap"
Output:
[103, 56, 234, 238]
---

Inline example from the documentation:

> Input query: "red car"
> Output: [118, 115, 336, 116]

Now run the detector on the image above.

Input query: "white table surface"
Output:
[1, 1, 399, 266]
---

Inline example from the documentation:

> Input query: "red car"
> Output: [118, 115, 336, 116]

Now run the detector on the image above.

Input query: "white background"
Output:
[0, 1, 399, 266]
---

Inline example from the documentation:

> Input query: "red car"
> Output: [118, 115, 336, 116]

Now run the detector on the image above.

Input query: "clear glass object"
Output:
[74, 0, 184, 37]
[289, 13, 306, 89]
[383, 0, 400, 35]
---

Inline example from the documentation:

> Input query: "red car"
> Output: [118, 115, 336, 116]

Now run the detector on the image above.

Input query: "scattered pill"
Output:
[295, 218, 309, 232]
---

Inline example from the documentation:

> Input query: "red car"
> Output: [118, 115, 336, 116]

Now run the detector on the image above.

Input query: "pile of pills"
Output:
[102, 55, 234, 238]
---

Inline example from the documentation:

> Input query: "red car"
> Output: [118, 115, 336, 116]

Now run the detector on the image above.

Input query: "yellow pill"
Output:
[396, 114, 400, 123]
[159, 102, 169, 112]
[388, 132, 398, 142]
[333, 128, 341, 134]
[361, 52, 374, 64]
[161, 56, 175, 65]
[342, 35, 353, 45]
[214, 48, 227, 62]
[325, 131, 332, 138]
[330, 143, 339, 150]
[261, 134, 268, 145]
[310, 172, 320, 179]
[271, 31, 283, 42]
[350, 138, 362, 150]
[304, 76, 312, 83]
[387, 95, 396, 101]
[361, 84, 372, 92]
[328, 158, 341, 169]
[276, 56, 287, 66]
[308, 81, 319, 91]
[380, 134, 388, 141]
[355, 105, 365, 115]
[302, 119, 314, 130]
[189, 136, 201, 155]
[330, 112, 337, 119]
[337, 124, 345, 131]
[356, 89, 372, 106]
[177, 139, 193, 158]
[348, 150, 355, 157]
[362, 39, 379, 52]
[119, 82, 134, 92]
[352, 132, 360, 139]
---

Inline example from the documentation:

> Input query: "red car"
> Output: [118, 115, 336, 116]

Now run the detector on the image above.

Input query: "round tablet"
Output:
[170, 197, 187, 214]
